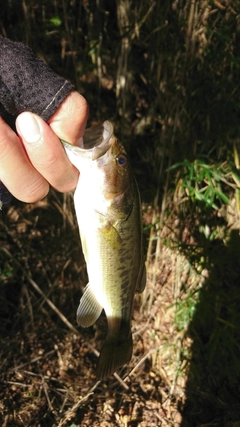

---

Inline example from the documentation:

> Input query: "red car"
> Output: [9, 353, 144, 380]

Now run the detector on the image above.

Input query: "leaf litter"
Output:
[0, 190, 196, 427]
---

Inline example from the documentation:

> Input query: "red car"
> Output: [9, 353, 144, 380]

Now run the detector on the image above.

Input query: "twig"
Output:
[3, 381, 32, 388]
[124, 346, 161, 380]
[56, 380, 101, 427]
[130, 1, 156, 41]
[169, 336, 183, 397]
[22, 370, 59, 381]
[22, 371, 70, 391]
[0, 247, 85, 336]
[59, 391, 72, 414]
[113, 372, 129, 390]
[9, 349, 56, 372]
[42, 375, 59, 419]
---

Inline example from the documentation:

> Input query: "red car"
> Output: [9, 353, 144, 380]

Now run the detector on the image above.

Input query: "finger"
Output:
[16, 112, 79, 192]
[48, 91, 89, 145]
[0, 117, 49, 202]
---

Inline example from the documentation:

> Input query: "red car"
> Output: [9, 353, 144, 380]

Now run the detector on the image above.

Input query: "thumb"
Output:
[48, 91, 89, 146]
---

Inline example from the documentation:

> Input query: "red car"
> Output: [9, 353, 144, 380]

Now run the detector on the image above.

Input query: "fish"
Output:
[62, 121, 146, 380]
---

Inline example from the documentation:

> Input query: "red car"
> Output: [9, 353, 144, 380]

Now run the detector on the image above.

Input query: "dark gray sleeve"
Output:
[0, 35, 74, 120]
[0, 36, 75, 207]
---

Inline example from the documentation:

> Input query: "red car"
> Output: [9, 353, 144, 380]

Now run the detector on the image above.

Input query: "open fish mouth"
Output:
[83, 121, 113, 149]
[61, 120, 115, 161]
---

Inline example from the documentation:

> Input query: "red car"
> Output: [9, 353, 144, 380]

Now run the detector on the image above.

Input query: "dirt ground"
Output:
[0, 192, 187, 427]
[2, 191, 240, 427]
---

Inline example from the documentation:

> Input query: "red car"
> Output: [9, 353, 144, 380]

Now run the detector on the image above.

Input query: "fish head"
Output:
[95, 134, 132, 201]
[92, 126, 137, 220]
[62, 121, 136, 217]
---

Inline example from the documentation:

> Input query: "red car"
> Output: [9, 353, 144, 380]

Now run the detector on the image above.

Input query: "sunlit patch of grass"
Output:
[164, 161, 240, 423]
[174, 288, 199, 332]
[142, 142, 240, 423]
[170, 157, 238, 211]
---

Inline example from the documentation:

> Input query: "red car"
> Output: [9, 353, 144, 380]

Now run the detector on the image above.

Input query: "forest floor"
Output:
[1, 191, 240, 427]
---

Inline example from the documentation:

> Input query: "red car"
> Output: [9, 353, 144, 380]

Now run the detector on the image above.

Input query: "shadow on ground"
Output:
[180, 225, 240, 426]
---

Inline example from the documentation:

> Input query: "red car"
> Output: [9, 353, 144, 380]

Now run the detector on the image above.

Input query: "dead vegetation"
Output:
[2, 184, 240, 426]
[0, 192, 188, 427]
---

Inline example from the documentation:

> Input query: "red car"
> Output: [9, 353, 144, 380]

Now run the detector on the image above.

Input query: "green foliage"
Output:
[170, 158, 232, 210]
[49, 16, 62, 27]
[0, 252, 14, 281]
[174, 289, 199, 331]
[0, 265, 13, 280]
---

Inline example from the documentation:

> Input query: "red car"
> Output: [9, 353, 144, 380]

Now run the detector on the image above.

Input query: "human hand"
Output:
[0, 91, 88, 203]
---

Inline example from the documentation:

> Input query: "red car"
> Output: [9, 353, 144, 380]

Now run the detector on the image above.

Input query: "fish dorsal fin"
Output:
[135, 263, 146, 293]
[76, 283, 103, 327]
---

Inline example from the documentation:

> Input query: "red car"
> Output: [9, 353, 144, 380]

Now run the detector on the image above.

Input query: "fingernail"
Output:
[16, 112, 41, 144]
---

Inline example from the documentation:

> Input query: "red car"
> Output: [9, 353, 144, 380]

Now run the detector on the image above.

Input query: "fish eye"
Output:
[116, 155, 127, 167]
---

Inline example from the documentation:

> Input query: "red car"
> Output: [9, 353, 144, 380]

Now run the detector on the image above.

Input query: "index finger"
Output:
[48, 91, 89, 145]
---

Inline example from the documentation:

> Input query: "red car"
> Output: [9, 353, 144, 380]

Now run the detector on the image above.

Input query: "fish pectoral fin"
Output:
[99, 223, 122, 250]
[76, 283, 103, 327]
[135, 263, 147, 293]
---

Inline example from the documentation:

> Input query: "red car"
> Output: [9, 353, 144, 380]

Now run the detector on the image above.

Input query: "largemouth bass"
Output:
[62, 121, 146, 380]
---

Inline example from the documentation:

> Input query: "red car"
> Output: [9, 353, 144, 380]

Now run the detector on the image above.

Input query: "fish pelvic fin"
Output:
[76, 283, 103, 327]
[96, 332, 133, 381]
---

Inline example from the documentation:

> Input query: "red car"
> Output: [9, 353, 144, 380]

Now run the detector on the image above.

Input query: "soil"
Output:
[0, 192, 184, 427]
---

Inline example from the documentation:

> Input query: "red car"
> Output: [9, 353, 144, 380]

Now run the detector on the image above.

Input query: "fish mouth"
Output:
[84, 121, 113, 149]
[87, 121, 114, 161]
[62, 121, 114, 161]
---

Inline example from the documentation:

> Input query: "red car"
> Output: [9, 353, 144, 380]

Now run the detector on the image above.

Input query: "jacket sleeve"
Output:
[0, 36, 75, 207]
[0, 35, 74, 120]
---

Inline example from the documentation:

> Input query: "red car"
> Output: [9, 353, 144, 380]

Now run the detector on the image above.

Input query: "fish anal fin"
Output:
[76, 283, 103, 327]
[136, 263, 146, 293]
[96, 333, 133, 381]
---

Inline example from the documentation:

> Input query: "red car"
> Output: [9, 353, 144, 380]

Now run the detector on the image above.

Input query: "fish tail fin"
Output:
[96, 333, 133, 381]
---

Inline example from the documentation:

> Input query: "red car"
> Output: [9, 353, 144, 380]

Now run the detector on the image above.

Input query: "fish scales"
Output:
[62, 121, 146, 380]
